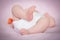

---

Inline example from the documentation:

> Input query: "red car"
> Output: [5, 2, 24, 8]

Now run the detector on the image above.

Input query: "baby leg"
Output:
[19, 13, 55, 35]
[28, 14, 50, 34]
[25, 6, 36, 21]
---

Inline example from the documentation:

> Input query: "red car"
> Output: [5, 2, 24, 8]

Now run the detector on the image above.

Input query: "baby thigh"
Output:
[28, 16, 50, 34]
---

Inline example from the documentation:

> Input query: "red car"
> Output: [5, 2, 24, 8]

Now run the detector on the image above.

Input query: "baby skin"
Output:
[12, 5, 55, 35]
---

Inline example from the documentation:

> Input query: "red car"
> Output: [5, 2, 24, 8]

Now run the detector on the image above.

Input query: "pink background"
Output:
[0, 0, 60, 40]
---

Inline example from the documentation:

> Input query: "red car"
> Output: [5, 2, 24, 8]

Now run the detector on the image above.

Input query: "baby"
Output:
[8, 5, 55, 35]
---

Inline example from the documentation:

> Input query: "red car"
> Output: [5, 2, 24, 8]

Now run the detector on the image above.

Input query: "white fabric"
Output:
[13, 12, 43, 30]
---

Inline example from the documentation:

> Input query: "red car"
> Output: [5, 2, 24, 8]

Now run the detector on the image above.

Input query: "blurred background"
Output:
[0, 0, 60, 40]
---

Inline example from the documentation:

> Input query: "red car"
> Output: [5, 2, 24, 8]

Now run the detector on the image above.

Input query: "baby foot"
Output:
[43, 13, 55, 27]
[49, 16, 55, 27]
